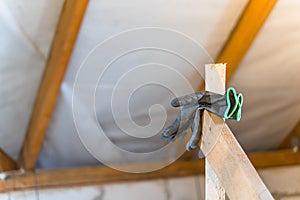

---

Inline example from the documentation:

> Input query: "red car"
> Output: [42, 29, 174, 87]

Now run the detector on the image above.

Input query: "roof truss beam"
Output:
[216, 0, 278, 81]
[1, 150, 300, 192]
[0, 148, 18, 172]
[19, 0, 89, 170]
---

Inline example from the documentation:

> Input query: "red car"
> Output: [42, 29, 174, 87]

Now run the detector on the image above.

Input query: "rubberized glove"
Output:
[162, 87, 243, 151]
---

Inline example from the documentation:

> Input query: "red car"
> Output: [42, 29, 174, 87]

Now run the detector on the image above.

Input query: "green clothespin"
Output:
[224, 87, 243, 121]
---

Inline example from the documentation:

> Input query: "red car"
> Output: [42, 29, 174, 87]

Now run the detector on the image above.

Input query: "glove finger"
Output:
[176, 104, 197, 133]
[168, 113, 195, 142]
[186, 109, 203, 151]
[171, 91, 206, 107]
[161, 113, 180, 138]
[162, 104, 198, 142]
[168, 128, 189, 142]
[167, 133, 177, 142]
[173, 107, 198, 141]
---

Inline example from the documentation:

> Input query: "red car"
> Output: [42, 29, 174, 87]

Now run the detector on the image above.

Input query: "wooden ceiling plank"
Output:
[19, 0, 89, 170]
[0, 148, 18, 172]
[1, 150, 300, 193]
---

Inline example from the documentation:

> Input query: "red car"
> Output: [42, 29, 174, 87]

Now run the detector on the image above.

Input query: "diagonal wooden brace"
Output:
[200, 64, 273, 200]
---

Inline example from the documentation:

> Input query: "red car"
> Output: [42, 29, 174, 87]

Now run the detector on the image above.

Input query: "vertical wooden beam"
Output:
[216, 0, 278, 81]
[206, 161, 225, 200]
[204, 64, 226, 200]
[201, 64, 274, 199]
[0, 148, 18, 172]
[19, 0, 89, 170]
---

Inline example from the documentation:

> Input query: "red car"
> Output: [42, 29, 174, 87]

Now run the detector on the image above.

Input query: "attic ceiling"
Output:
[0, 0, 299, 170]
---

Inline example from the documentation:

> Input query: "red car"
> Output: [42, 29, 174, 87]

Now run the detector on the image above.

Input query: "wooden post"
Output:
[203, 64, 226, 200]
[206, 161, 225, 199]
[201, 64, 274, 200]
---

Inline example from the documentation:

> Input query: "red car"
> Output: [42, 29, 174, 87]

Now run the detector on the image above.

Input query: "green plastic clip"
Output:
[224, 87, 243, 121]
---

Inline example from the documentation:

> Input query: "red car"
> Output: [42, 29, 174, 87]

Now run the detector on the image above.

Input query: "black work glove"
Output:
[162, 87, 243, 151]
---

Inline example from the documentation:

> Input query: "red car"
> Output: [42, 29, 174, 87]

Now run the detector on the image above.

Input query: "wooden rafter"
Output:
[197, 0, 277, 93]
[1, 150, 300, 192]
[19, 0, 89, 170]
[216, 0, 278, 81]
[0, 148, 18, 172]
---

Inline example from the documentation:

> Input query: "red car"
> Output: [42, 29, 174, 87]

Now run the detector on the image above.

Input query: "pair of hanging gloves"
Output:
[161, 87, 243, 151]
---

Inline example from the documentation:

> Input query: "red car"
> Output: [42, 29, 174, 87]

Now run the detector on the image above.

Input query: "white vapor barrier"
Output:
[1, 0, 299, 169]
[36, 0, 248, 168]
